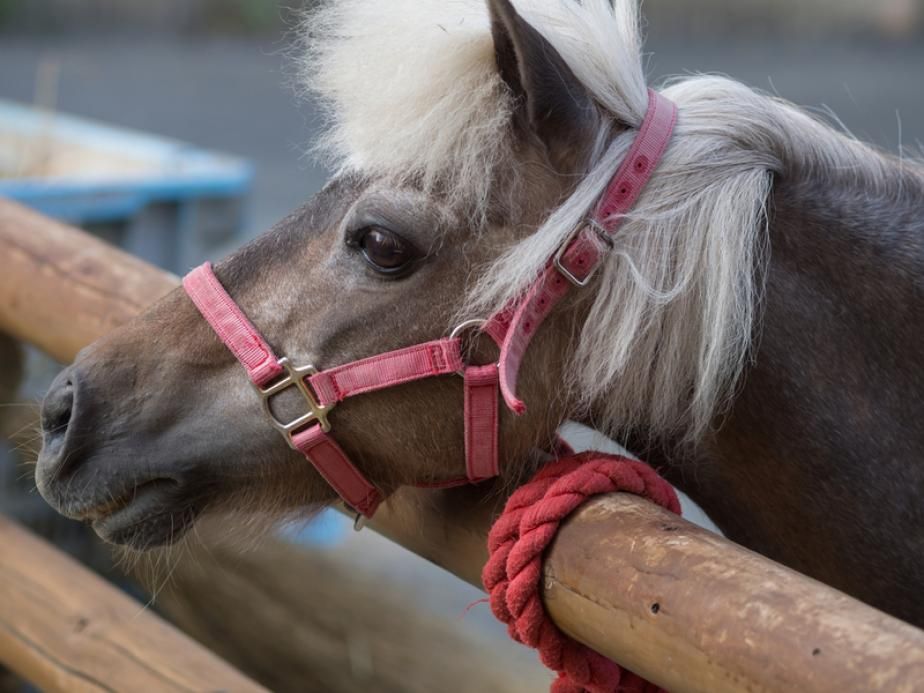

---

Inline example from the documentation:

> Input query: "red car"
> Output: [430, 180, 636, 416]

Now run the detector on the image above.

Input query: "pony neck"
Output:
[610, 154, 924, 627]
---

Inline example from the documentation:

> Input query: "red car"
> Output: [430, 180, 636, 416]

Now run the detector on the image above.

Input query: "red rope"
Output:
[482, 452, 681, 693]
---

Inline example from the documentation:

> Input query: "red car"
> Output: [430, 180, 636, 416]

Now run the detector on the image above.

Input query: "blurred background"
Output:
[0, 1, 922, 691]
[1, 0, 921, 240]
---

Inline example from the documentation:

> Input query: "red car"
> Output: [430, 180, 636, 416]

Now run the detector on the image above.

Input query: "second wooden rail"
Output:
[0, 515, 265, 692]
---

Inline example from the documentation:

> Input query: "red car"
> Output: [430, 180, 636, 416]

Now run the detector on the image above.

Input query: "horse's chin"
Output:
[90, 483, 201, 550]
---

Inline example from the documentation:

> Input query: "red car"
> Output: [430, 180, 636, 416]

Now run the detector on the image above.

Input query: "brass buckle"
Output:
[552, 222, 612, 288]
[255, 357, 334, 449]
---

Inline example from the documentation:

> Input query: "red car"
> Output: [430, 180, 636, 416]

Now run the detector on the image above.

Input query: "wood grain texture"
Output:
[0, 199, 176, 364]
[2, 197, 923, 692]
[0, 515, 266, 692]
[544, 494, 924, 693]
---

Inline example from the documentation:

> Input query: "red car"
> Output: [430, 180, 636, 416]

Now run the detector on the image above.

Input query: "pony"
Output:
[35, 0, 924, 628]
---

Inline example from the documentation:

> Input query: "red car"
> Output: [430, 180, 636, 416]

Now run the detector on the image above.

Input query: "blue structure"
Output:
[0, 99, 253, 272]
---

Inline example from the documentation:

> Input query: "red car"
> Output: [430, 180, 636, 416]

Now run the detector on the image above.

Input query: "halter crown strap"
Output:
[494, 89, 678, 413]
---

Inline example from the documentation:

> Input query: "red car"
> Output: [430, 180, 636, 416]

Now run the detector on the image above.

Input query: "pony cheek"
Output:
[328, 379, 469, 488]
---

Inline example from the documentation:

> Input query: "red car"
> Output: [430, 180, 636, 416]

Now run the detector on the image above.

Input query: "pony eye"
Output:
[357, 227, 415, 274]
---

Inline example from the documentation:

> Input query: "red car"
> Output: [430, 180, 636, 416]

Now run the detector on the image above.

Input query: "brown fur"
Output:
[636, 167, 924, 627]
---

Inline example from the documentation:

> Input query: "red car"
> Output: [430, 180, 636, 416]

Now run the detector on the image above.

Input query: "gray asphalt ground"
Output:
[2, 29, 923, 681]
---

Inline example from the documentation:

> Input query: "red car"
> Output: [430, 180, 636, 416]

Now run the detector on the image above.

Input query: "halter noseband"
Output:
[182, 89, 677, 523]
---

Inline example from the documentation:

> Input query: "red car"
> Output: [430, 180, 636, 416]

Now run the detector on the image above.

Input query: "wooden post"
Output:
[2, 198, 924, 692]
[0, 515, 267, 692]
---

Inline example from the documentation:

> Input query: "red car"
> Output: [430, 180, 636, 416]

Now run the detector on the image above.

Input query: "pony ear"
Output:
[488, 0, 599, 173]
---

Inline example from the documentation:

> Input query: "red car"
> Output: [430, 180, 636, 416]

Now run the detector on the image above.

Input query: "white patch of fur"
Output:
[299, 0, 914, 445]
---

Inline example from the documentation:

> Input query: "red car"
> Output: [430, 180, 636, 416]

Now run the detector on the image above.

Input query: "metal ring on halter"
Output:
[449, 319, 494, 376]
[449, 318, 488, 341]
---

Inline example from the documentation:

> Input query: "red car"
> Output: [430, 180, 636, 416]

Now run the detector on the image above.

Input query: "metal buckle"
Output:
[552, 222, 612, 288]
[255, 357, 334, 449]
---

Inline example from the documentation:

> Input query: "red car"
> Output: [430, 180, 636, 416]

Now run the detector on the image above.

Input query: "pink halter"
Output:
[183, 89, 677, 521]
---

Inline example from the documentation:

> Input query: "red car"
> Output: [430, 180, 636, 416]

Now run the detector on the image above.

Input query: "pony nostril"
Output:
[41, 374, 75, 440]
[37, 369, 84, 487]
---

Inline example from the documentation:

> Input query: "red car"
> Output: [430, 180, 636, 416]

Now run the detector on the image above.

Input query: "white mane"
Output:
[297, 0, 514, 214]
[300, 0, 905, 445]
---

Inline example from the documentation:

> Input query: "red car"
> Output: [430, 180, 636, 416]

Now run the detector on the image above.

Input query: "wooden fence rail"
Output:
[2, 198, 923, 692]
[0, 515, 266, 692]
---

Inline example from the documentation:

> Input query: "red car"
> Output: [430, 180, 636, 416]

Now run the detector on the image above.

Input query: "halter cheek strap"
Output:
[489, 89, 678, 413]
[182, 89, 675, 520]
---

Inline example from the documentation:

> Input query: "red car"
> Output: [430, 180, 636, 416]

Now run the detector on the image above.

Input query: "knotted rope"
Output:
[482, 452, 681, 693]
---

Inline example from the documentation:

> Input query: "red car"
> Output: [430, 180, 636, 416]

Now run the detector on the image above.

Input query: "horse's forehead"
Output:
[214, 175, 365, 286]
[218, 173, 475, 294]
